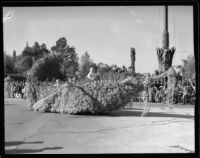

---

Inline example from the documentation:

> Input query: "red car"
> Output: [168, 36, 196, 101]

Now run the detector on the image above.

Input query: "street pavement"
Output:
[4, 98, 194, 154]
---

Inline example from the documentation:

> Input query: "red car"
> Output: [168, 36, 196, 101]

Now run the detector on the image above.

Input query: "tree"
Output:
[97, 63, 111, 75]
[32, 42, 41, 59]
[20, 56, 33, 70]
[79, 52, 93, 78]
[176, 55, 195, 80]
[4, 54, 15, 74]
[185, 55, 195, 79]
[30, 53, 64, 81]
[27, 37, 78, 81]
[30, 37, 79, 81]
[22, 41, 49, 60]
[40, 43, 49, 56]
[13, 50, 16, 63]
[19, 42, 49, 73]
[51, 37, 67, 53]
[51, 37, 79, 77]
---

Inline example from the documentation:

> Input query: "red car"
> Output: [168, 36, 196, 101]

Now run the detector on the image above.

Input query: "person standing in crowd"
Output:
[159, 86, 163, 102]
[18, 82, 23, 98]
[188, 79, 196, 105]
[10, 82, 14, 98]
[182, 82, 189, 105]
[13, 83, 17, 98]
[176, 83, 182, 104]
[154, 81, 161, 91]
[173, 84, 179, 104]
[188, 79, 195, 92]
[190, 83, 196, 105]
[152, 85, 157, 103]
[21, 82, 26, 99]
[15, 83, 19, 98]
[163, 87, 168, 104]
[149, 85, 154, 103]
[155, 88, 161, 103]
[154, 81, 161, 102]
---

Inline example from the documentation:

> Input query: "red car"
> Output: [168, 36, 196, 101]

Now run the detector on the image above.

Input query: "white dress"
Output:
[87, 68, 94, 80]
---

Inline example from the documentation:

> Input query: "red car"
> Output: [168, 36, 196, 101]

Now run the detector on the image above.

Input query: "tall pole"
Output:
[157, 5, 175, 73]
[130, 47, 136, 73]
[162, 5, 169, 49]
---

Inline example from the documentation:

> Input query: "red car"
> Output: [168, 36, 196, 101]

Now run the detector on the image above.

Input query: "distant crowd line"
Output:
[5, 81, 26, 99]
[142, 77, 196, 105]
[5, 76, 196, 105]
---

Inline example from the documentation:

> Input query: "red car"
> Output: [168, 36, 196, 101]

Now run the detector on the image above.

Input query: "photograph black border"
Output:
[1, 0, 199, 158]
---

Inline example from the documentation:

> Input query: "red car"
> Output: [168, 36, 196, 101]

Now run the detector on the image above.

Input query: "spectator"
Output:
[155, 89, 161, 103]
[22, 83, 26, 99]
[182, 82, 189, 105]
[177, 83, 183, 103]
[173, 84, 179, 104]
[10, 82, 15, 98]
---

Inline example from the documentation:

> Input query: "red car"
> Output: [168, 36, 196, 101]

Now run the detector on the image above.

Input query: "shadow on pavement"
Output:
[107, 110, 194, 119]
[170, 145, 194, 153]
[6, 147, 63, 154]
[5, 141, 43, 146]
[124, 107, 143, 110]
[5, 141, 63, 154]
[5, 104, 21, 106]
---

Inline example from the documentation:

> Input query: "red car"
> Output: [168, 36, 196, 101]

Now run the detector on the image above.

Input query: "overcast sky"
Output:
[3, 6, 194, 73]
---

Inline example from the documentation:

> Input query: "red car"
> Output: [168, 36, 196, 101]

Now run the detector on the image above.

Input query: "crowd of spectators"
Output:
[7, 81, 26, 99]
[145, 77, 196, 105]
[5, 74, 196, 105]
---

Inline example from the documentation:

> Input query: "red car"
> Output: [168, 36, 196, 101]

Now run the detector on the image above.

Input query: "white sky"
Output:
[3, 6, 194, 73]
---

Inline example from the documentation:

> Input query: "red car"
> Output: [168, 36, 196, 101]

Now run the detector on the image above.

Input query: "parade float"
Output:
[26, 6, 177, 115]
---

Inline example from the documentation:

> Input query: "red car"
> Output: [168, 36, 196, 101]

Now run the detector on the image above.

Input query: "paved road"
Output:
[5, 98, 194, 154]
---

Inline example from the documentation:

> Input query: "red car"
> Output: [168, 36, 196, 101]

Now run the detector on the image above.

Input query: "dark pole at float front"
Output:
[165, 5, 168, 32]
[162, 5, 169, 49]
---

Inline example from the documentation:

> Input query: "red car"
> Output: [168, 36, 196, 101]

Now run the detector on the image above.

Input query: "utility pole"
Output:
[162, 5, 169, 49]
[157, 5, 176, 73]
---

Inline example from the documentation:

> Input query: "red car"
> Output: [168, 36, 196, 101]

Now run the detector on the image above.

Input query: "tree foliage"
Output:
[19, 56, 33, 70]
[50, 37, 79, 76]
[17, 42, 50, 73]
[51, 37, 67, 53]
[79, 52, 94, 78]
[22, 42, 49, 60]
[30, 53, 64, 81]
[13, 42, 49, 73]
[30, 37, 79, 82]
[13, 50, 16, 62]
[4, 54, 15, 74]
[176, 54, 195, 80]
[185, 55, 195, 79]
[97, 63, 111, 75]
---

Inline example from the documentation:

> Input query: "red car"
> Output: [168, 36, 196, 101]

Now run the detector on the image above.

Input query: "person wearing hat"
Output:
[182, 82, 189, 105]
